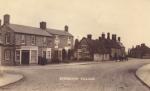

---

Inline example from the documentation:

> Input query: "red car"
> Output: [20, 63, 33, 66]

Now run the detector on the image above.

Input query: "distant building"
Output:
[128, 43, 150, 59]
[0, 14, 73, 65]
[74, 33, 125, 61]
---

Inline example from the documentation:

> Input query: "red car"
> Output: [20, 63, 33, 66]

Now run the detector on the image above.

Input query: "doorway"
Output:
[21, 50, 30, 65]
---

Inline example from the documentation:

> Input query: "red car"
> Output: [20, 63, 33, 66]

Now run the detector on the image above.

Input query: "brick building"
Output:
[0, 14, 73, 65]
[45, 24, 74, 62]
[128, 43, 150, 59]
[75, 33, 125, 61]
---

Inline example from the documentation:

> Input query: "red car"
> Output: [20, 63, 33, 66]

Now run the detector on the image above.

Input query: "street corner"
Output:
[0, 72, 24, 88]
[136, 64, 150, 88]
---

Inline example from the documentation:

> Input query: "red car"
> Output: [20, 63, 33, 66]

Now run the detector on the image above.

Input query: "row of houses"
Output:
[74, 33, 125, 61]
[0, 14, 74, 65]
[0, 14, 126, 65]
[128, 43, 150, 59]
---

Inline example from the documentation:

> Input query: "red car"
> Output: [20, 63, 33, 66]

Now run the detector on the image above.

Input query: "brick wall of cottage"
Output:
[1, 25, 15, 65]
[14, 33, 53, 56]
[57, 35, 73, 49]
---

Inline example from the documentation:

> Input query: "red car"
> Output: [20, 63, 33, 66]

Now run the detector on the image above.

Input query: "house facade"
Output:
[0, 14, 73, 65]
[39, 22, 74, 62]
[75, 33, 125, 61]
[128, 43, 150, 59]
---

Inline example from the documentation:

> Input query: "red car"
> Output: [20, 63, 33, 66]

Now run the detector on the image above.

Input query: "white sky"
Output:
[0, 0, 150, 49]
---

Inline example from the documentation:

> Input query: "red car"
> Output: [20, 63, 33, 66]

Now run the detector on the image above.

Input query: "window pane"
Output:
[5, 50, 11, 61]
[16, 51, 20, 61]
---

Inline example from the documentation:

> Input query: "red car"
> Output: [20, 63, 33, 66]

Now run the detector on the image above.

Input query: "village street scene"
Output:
[0, 0, 150, 91]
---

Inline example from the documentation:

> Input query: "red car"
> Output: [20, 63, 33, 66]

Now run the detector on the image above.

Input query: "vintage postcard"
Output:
[0, 0, 150, 91]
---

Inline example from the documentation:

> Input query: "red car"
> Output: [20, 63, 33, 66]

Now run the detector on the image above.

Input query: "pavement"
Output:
[0, 59, 149, 91]
[136, 63, 150, 88]
[0, 72, 23, 87]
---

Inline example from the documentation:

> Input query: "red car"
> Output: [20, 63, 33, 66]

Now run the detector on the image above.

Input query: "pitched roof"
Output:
[46, 28, 73, 36]
[79, 37, 125, 54]
[8, 24, 52, 37]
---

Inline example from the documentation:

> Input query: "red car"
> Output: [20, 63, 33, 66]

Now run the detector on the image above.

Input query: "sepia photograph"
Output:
[0, 0, 150, 91]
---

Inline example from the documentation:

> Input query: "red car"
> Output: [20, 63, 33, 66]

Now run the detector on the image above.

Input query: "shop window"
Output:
[4, 50, 11, 61]
[16, 51, 20, 61]
[31, 50, 37, 63]
[47, 51, 51, 59]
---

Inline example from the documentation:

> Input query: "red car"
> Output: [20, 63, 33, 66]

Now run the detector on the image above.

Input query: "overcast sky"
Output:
[0, 0, 150, 49]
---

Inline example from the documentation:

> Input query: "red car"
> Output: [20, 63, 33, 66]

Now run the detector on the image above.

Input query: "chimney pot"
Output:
[64, 25, 68, 32]
[102, 33, 105, 39]
[40, 21, 46, 29]
[4, 14, 10, 25]
[87, 34, 92, 39]
[107, 32, 110, 39]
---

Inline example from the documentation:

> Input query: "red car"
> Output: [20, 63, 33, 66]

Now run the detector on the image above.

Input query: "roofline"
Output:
[46, 32, 73, 37]
[6, 24, 53, 37]
[15, 32, 52, 37]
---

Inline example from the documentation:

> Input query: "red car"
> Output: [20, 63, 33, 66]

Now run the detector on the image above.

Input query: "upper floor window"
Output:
[67, 37, 71, 46]
[54, 35, 59, 48]
[21, 35, 25, 44]
[5, 32, 11, 44]
[43, 37, 46, 44]
[31, 36, 36, 45]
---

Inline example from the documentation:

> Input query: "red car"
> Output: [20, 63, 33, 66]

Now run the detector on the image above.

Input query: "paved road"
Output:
[0, 59, 150, 91]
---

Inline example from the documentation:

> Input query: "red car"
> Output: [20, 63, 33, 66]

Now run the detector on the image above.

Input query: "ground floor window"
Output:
[31, 50, 37, 63]
[4, 50, 11, 61]
[43, 51, 46, 58]
[47, 51, 51, 59]
[16, 50, 20, 62]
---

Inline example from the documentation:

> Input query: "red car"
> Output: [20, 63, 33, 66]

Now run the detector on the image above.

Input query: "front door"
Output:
[21, 50, 30, 65]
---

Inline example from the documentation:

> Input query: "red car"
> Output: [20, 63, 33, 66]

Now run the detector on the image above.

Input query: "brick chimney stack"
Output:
[114, 34, 117, 41]
[102, 33, 105, 39]
[99, 37, 102, 40]
[64, 25, 68, 32]
[87, 34, 92, 39]
[107, 32, 110, 39]
[118, 37, 121, 42]
[4, 14, 10, 25]
[40, 21, 47, 30]
[112, 34, 117, 41]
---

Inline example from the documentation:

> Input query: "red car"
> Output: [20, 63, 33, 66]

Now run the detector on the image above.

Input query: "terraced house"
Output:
[0, 14, 73, 65]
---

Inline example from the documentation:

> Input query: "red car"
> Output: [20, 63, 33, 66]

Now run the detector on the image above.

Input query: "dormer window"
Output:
[5, 32, 10, 44]
[21, 35, 25, 44]
[31, 36, 36, 45]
